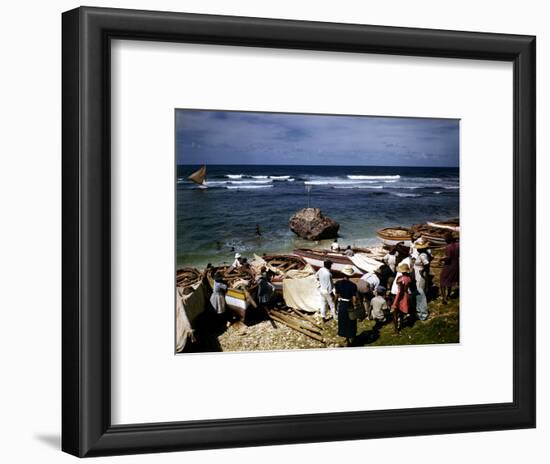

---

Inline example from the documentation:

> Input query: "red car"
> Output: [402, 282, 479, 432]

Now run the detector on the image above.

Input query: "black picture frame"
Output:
[62, 6, 536, 457]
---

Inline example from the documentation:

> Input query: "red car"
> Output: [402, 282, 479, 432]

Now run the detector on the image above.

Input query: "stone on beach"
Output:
[288, 207, 340, 240]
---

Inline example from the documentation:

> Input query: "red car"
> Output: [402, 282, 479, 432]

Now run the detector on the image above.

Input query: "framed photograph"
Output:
[62, 6, 536, 457]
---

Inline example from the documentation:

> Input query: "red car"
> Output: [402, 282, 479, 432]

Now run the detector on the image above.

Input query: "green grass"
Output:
[320, 297, 460, 347]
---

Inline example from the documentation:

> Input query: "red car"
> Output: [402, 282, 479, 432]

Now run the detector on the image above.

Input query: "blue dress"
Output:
[335, 279, 358, 338]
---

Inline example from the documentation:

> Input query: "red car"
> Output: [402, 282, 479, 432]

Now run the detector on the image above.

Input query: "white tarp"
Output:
[282, 274, 322, 313]
[175, 281, 206, 352]
[350, 253, 382, 273]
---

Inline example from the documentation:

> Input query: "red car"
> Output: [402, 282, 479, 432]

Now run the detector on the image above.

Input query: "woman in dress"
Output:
[413, 240, 430, 321]
[210, 273, 228, 315]
[440, 233, 459, 304]
[391, 262, 413, 333]
[335, 265, 359, 346]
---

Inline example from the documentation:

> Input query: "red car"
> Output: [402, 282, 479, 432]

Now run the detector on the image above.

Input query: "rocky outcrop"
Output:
[289, 208, 339, 240]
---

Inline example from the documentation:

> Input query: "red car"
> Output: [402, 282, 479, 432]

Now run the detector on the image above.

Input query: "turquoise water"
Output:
[176, 165, 459, 269]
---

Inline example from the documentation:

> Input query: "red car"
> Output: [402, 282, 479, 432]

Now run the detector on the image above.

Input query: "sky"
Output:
[176, 109, 459, 167]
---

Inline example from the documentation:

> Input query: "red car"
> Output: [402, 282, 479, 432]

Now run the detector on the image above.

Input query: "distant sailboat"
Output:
[187, 165, 207, 189]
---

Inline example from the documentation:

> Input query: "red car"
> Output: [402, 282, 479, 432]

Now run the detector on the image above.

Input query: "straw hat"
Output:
[341, 265, 355, 276]
[414, 240, 430, 250]
[397, 262, 410, 273]
[234, 253, 241, 259]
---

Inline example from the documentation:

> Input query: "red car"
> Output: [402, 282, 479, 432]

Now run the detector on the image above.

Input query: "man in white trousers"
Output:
[316, 260, 336, 321]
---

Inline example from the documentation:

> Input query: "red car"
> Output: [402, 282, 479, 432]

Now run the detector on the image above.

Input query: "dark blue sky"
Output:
[176, 109, 459, 167]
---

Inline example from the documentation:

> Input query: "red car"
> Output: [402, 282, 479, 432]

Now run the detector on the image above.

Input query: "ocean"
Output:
[176, 165, 459, 269]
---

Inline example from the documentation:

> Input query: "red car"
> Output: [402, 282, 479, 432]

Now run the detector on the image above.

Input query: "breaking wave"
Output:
[347, 175, 401, 180]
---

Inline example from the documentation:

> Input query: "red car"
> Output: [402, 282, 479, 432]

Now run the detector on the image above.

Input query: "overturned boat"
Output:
[376, 227, 412, 246]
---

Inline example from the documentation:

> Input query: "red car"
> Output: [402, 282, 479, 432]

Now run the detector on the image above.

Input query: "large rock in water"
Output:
[289, 208, 340, 240]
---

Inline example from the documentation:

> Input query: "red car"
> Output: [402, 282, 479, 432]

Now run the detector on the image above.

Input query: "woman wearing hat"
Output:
[412, 240, 430, 321]
[391, 262, 413, 332]
[335, 265, 358, 346]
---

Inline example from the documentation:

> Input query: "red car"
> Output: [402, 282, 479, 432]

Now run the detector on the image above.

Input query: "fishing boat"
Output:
[257, 254, 309, 290]
[411, 223, 459, 246]
[293, 248, 363, 277]
[206, 266, 257, 318]
[176, 267, 203, 293]
[376, 227, 413, 246]
[187, 165, 208, 189]
[426, 218, 460, 232]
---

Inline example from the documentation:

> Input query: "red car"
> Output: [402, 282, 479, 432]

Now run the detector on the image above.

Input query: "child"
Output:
[370, 285, 389, 330]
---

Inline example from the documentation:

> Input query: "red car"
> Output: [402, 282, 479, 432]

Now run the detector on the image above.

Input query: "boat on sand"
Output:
[376, 227, 412, 246]
[426, 218, 460, 232]
[206, 266, 257, 317]
[293, 248, 364, 276]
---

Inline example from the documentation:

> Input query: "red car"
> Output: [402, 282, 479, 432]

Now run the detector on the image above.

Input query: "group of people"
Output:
[316, 233, 460, 346]
[208, 233, 459, 346]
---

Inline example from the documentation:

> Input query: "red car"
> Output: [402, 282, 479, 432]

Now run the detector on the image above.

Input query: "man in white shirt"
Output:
[316, 260, 336, 320]
[359, 269, 381, 319]
[330, 239, 340, 252]
[229, 253, 243, 272]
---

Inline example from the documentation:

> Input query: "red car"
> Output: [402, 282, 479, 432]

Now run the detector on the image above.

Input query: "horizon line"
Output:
[176, 163, 459, 168]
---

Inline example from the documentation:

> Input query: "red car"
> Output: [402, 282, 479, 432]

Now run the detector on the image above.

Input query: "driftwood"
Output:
[268, 309, 325, 344]
[288, 307, 322, 329]
[267, 310, 325, 343]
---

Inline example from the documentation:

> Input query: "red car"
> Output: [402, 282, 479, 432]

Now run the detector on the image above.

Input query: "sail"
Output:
[187, 165, 207, 185]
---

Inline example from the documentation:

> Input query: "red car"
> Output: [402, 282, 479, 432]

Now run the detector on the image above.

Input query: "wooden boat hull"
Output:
[293, 249, 362, 277]
[426, 220, 460, 232]
[206, 268, 256, 313]
[260, 254, 308, 290]
[376, 227, 412, 246]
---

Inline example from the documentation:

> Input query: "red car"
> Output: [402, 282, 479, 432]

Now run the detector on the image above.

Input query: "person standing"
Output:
[413, 240, 430, 321]
[331, 238, 340, 251]
[383, 248, 398, 273]
[210, 273, 228, 315]
[391, 262, 413, 333]
[440, 233, 459, 304]
[335, 265, 359, 346]
[257, 272, 275, 313]
[358, 268, 380, 320]
[316, 260, 336, 321]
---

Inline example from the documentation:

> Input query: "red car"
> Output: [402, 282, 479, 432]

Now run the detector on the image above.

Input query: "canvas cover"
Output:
[282, 274, 322, 313]
[175, 281, 206, 352]
[350, 253, 382, 273]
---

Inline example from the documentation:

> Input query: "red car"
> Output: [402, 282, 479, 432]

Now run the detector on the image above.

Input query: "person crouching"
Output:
[370, 285, 389, 331]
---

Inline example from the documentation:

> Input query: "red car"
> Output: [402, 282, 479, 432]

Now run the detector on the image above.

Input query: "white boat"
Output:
[293, 249, 363, 277]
